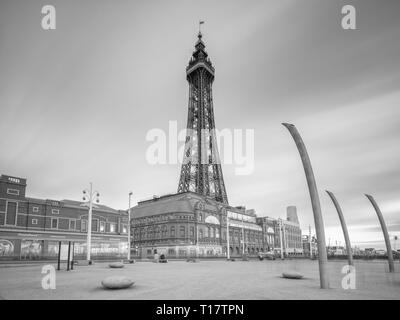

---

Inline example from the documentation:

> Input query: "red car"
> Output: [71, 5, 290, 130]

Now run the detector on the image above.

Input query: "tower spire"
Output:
[199, 20, 204, 35]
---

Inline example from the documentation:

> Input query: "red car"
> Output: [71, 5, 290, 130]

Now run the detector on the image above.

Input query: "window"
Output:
[7, 188, 19, 196]
[199, 229, 203, 239]
[170, 226, 175, 237]
[51, 218, 58, 229]
[179, 248, 187, 257]
[33, 206, 39, 213]
[162, 225, 167, 238]
[32, 219, 38, 225]
[190, 227, 194, 237]
[69, 220, 76, 230]
[81, 219, 87, 232]
[51, 209, 59, 214]
[109, 223, 116, 233]
[92, 219, 98, 232]
[100, 221, 105, 232]
[180, 226, 185, 237]
[8, 177, 20, 184]
[215, 228, 220, 238]
[5, 202, 17, 225]
[122, 224, 128, 234]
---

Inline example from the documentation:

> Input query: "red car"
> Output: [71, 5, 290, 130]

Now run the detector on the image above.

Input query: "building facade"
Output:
[256, 216, 276, 251]
[131, 192, 265, 259]
[0, 174, 129, 261]
[269, 207, 303, 257]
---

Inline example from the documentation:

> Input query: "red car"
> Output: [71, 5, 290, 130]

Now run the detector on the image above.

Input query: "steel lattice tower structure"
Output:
[177, 32, 229, 204]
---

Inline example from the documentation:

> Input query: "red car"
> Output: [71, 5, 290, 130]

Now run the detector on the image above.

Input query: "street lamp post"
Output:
[226, 216, 230, 260]
[128, 191, 133, 261]
[279, 219, 284, 260]
[241, 215, 245, 256]
[309, 225, 312, 259]
[82, 183, 100, 263]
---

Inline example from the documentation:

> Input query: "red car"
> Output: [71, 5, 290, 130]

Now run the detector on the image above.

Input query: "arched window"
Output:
[155, 226, 160, 239]
[205, 215, 220, 225]
[162, 225, 167, 238]
[144, 227, 149, 239]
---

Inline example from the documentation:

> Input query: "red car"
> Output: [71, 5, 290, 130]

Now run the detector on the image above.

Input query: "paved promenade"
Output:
[0, 259, 399, 299]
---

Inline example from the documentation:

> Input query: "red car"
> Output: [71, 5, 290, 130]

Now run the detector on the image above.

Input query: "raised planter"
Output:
[101, 276, 134, 289]
[109, 262, 124, 268]
[282, 272, 304, 279]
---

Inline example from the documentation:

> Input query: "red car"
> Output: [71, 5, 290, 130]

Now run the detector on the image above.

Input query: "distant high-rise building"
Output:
[286, 206, 299, 224]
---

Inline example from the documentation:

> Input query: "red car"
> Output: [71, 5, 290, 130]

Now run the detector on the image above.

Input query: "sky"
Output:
[1, 0, 400, 249]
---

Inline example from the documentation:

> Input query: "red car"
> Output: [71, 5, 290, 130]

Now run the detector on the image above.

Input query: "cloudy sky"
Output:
[1, 0, 399, 249]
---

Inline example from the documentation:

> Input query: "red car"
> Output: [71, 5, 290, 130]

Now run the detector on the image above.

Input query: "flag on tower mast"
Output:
[199, 20, 205, 33]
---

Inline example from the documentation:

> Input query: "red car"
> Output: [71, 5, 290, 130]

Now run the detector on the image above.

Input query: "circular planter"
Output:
[101, 276, 134, 289]
[109, 262, 124, 268]
[282, 272, 304, 279]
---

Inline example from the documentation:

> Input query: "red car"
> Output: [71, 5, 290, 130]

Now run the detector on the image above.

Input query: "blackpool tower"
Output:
[177, 31, 229, 204]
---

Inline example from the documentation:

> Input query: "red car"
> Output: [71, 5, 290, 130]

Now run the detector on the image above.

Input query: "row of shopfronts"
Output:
[0, 230, 129, 261]
[133, 244, 273, 259]
[133, 245, 225, 259]
[0, 229, 128, 261]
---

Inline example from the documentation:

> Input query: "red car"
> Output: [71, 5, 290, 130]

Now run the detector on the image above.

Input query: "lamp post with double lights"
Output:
[278, 219, 284, 260]
[82, 183, 100, 263]
[128, 191, 133, 261]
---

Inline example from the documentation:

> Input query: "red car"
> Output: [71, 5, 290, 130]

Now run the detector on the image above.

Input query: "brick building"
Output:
[0, 174, 129, 261]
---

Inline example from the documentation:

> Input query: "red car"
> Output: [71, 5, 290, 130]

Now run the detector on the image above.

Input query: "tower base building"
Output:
[131, 192, 264, 259]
